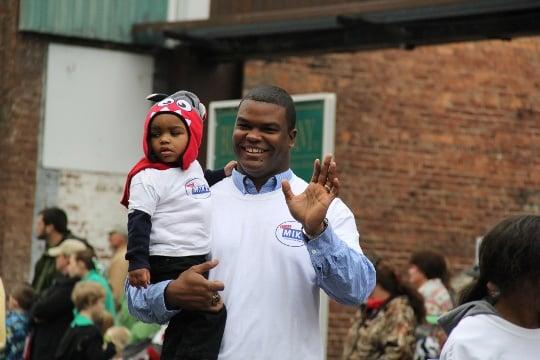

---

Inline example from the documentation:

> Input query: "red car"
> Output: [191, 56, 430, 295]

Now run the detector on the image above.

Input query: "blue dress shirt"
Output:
[126, 169, 375, 323]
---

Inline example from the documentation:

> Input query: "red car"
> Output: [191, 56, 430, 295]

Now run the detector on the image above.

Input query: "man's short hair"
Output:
[71, 281, 105, 311]
[240, 85, 296, 130]
[39, 207, 68, 235]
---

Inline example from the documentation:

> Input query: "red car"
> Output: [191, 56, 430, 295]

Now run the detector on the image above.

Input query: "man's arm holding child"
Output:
[126, 260, 224, 324]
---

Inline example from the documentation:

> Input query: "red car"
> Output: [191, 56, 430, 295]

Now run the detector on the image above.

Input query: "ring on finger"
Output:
[211, 293, 221, 305]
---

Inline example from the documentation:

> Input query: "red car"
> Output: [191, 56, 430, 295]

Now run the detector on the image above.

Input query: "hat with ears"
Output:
[143, 90, 206, 169]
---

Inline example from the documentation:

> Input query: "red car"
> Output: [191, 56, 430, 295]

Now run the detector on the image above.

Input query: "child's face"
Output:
[67, 255, 84, 278]
[149, 113, 189, 164]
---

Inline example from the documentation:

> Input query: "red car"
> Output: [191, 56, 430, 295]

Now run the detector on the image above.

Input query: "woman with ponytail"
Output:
[439, 215, 540, 359]
[342, 259, 425, 360]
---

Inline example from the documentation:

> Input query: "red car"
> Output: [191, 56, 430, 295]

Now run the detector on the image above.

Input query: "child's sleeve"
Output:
[204, 168, 226, 186]
[126, 171, 157, 271]
[126, 210, 152, 271]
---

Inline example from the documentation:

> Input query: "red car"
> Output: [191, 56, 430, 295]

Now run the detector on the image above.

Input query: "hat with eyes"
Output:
[142, 90, 206, 169]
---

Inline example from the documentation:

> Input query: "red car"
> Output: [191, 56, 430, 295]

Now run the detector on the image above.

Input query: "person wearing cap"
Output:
[120, 90, 235, 360]
[106, 228, 129, 309]
[28, 239, 86, 360]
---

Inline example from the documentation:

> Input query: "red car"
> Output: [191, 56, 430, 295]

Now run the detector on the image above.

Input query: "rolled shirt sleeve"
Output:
[305, 198, 376, 306]
[125, 280, 180, 324]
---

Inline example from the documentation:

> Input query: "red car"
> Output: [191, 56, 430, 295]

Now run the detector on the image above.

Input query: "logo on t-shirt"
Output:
[184, 178, 210, 199]
[275, 221, 305, 247]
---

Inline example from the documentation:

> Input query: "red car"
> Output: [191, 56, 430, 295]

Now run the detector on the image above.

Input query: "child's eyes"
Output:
[150, 132, 160, 138]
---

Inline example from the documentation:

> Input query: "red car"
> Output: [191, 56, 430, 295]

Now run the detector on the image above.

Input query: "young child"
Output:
[55, 281, 116, 360]
[4, 283, 35, 360]
[120, 90, 228, 359]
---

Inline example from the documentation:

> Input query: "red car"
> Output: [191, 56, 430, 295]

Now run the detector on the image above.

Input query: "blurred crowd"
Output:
[341, 215, 540, 359]
[1, 207, 162, 360]
[1, 206, 538, 359]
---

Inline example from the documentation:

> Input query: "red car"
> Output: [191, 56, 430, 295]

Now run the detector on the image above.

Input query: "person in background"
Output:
[0, 277, 5, 355]
[3, 283, 35, 360]
[408, 250, 454, 359]
[32, 207, 70, 295]
[32, 207, 90, 295]
[439, 215, 540, 359]
[94, 310, 114, 336]
[115, 297, 160, 345]
[408, 250, 454, 316]
[54, 282, 116, 360]
[106, 228, 128, 309]
[342, 258, 425, 360]
[104, 326, 131, 360]
[67, 249, 116, 317]
[29, 239, 87, 360]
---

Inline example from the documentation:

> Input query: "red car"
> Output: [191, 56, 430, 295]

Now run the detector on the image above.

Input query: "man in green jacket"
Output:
[32, 207, 90, 296]
[32, 207, 70, 295]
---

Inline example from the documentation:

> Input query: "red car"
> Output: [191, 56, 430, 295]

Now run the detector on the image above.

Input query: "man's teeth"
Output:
[245, 147, 264, 153]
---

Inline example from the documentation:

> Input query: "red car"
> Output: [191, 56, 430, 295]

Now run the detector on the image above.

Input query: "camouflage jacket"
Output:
[342, 296, 418, 360]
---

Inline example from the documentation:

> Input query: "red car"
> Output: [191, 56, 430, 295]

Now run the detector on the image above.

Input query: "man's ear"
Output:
[289, 128, 297, 149]
[45, 223, 55, 235]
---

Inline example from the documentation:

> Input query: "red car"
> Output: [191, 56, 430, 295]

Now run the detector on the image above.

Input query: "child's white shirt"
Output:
[128, 160, 211, 257]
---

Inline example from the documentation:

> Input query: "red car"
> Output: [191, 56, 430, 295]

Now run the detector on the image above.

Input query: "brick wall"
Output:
[244, 37, 540, 358]
[0, 0, 45, 291]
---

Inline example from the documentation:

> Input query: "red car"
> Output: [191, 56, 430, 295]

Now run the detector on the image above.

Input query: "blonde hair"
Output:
[105, 326, 131, 354]
[93, 310, 114, 335]
[71, 281, 105, 311]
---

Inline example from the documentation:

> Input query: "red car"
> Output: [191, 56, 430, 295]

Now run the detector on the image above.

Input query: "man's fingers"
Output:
[190, 259, 219, 274]
[310, 158, 321, 183]
[331, 178, 340, 197]
[208, 280, 225, 292]
[281, 180, 294, 201]
[317, 154, 332, 185]
[328, 161, 338, 182]
[207, 299, 225, 313]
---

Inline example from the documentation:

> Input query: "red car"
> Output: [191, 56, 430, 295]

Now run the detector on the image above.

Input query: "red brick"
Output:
[244, 37, 540, 359]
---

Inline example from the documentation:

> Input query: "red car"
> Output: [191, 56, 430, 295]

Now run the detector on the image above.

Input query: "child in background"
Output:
[121, 90, 228, 359]
[104, 326, 131, 359]
[55, 281, 116, 360]
[4, 283, 35, 360]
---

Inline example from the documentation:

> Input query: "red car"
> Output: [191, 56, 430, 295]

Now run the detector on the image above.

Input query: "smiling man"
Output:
[126, 85, 376, 360]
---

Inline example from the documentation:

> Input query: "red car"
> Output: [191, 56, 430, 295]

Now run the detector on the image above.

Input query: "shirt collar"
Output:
[232, 168, 293, 194]
[71, 313, 93, 327]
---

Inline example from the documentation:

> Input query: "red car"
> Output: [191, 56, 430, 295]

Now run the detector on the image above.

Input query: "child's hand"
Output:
[128, 268, 151, 288]
[224, 160, 237, 177]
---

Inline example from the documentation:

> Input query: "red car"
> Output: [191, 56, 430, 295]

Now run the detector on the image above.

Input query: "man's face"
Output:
[108, 232, 126, 252]
[67, 255, 84, 278]
[35, 214, 48, 240]
[55, 254, 70, 273]
[233, 100, 296, 186]
[407, 264, 426, 289]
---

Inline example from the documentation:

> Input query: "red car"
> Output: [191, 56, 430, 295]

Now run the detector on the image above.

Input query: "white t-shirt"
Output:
[440, 314, 540, 360]
[128, 160, 211, 257]
[209, 175, 362, 360]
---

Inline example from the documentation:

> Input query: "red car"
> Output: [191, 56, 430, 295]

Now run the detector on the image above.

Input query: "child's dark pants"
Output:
[149, 255, 226, 360]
